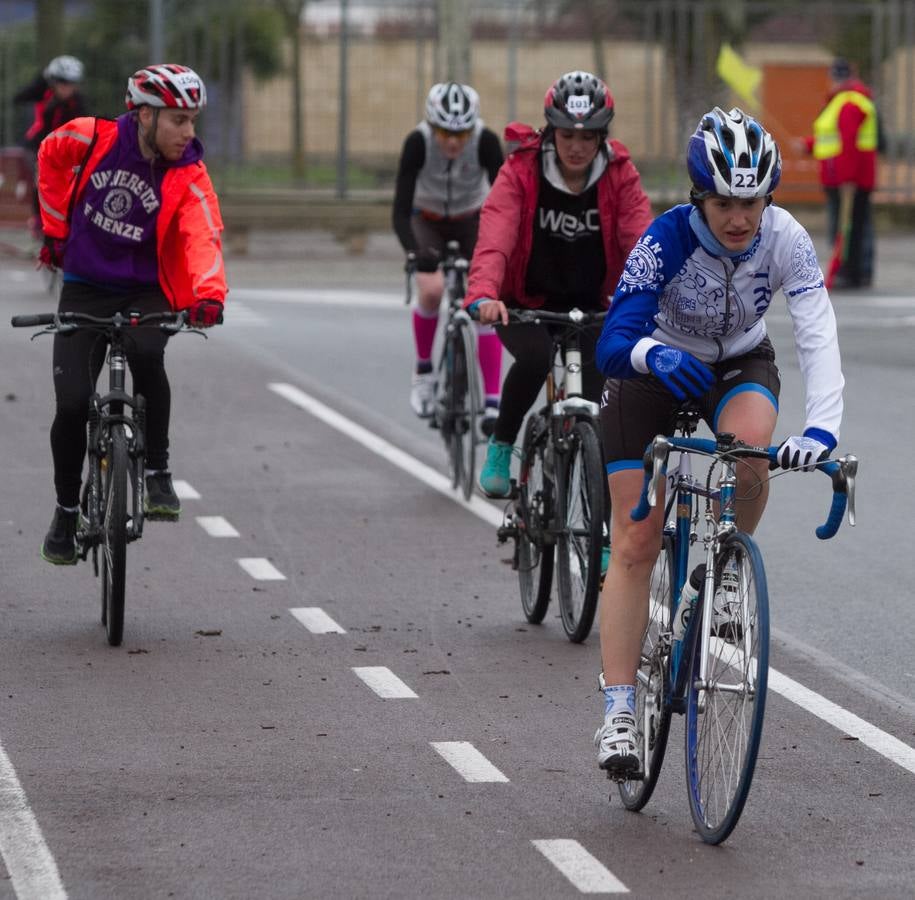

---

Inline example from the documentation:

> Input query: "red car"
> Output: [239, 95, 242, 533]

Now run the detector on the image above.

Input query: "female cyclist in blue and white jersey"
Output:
[592, 107, 845, 775]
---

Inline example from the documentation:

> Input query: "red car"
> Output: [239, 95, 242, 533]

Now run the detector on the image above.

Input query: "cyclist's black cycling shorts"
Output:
[411, 213, 480, 271]
[599, 337, 781, 472]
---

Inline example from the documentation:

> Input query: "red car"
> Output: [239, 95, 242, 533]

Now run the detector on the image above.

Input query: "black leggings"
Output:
[51, 283, 172, 507]
[492, 319, 604, 445]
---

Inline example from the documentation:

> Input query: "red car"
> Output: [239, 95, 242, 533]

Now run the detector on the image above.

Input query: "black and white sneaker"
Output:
[711, 560, 743, 642]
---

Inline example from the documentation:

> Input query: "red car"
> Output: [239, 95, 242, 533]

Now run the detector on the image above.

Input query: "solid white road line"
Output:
[268, 383, 502, 527]
[269, 381, 915, 776]
[352, 666, 418, 699]
[431, 742, 509, 783]
[195, 516, 240, 538]
[768, 670, 915, 775]
[289, 607, 346, 634]
[532, 840, 629, 894]
[237, 558, 286, 580]
[232, 287, 402, 309]
[0, 743, 67, 900]
[173, 480, 200, 500]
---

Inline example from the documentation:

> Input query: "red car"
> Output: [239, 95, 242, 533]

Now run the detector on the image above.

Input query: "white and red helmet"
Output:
[126, 64, 207, 110]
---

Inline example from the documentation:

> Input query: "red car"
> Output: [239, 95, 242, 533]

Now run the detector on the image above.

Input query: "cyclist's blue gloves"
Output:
[776, 432, 832, 472]
[646, 345, 715, 400]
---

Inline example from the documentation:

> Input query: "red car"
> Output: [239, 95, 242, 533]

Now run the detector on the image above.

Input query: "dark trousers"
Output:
[492, 319, 603, 445]
[825, 186, 874, 286]
[51, 283, 172, 507]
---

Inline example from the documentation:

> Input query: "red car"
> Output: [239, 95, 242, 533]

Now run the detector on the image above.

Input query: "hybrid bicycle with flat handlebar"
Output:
[469, 305, 609, 643]
[11, 308, 213, 646]
[614, 403, 858, 844]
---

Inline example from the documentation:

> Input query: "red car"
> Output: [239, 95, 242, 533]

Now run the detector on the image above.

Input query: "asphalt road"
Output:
[0, 226, 913, 899]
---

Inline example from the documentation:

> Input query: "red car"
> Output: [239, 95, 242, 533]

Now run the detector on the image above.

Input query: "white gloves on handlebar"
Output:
[776, 434, 831, 471]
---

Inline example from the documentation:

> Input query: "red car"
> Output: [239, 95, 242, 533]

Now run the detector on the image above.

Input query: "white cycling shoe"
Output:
[594, 710, 640, 775]
[409, 371, 436, 418]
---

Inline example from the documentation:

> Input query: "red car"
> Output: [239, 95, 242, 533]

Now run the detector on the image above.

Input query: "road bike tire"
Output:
[441, 329, 468, 492]
[556, 419, 605, 643]
[685, 531, 769, 844]
[517, 414, 554, 624]
[455, 318, 480, 501]
[101, 426, 129, 647]
[619, 532, 675, 811]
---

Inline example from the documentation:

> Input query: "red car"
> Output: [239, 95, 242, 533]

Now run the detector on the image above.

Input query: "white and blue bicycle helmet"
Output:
[687, 106, 781, 199]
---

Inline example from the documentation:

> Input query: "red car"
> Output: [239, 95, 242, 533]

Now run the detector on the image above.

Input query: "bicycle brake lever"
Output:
[648, 436, 672, 508]
[840, 454, 858, 526]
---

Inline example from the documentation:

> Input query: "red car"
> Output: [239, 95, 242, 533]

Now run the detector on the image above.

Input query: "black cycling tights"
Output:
[51, 283, 172, 508]
[492, 320, 604, 446]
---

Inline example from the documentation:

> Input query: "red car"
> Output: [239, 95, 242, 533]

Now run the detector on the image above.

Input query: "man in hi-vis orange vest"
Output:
[803, 58, 878, 289]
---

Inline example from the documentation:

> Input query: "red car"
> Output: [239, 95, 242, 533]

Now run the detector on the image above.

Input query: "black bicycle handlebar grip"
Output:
[466, 304, 481, 322]
[11, 314, 55, 327]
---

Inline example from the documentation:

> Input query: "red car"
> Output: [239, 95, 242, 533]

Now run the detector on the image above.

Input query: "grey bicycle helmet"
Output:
[687, 106, 781, 199]
[425, 83, 479, 132]
[44, 55, 84, 83]
[543, 70, 614, 130]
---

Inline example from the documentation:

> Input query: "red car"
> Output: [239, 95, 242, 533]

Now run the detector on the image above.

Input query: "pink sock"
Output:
[476, 326, 502, 403]
[412, 307, 439, 367]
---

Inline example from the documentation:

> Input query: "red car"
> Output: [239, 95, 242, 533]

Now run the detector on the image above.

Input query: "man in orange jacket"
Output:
[36, 63, 227, 564]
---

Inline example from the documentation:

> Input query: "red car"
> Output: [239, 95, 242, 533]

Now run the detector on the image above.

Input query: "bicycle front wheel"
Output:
[685, 531, 769, 844]
[101, 426, 129, 647]
[517, 414, 554, 624]
[619, 532, 675, 810]
[555, 419, 605, 643]
[455, 318, 480, 500]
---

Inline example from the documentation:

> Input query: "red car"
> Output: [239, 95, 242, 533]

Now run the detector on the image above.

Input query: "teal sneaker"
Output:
[600, 542, 611, 578]
[479, 437, 513, 498]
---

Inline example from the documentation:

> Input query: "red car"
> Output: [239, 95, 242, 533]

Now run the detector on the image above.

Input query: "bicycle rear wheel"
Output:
[517, 414, 554, 624]
[555, 419, 605, 643]
[619, 533, 675, 810]
[685, 531, 769, 844]
[101, 426, 129, 647]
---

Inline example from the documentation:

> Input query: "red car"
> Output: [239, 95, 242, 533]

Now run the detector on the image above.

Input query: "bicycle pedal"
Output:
[603, 765, 644, 784]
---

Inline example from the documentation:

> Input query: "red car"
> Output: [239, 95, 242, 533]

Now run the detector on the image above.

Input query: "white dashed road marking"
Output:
[196, 516, 240, 537]
[237, 558, 286, 580]
[532, 840, 629, 894]
[431, 742, 509, 783]
[289, 607, 346, 634]
[173, 480, 200, 500]
[352, 667, 418, 699]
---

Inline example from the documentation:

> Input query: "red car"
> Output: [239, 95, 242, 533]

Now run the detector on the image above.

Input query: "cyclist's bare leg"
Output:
[415, 270, 444, 315]
[716, 391, 777, 535]
[598, 469, 665, 685]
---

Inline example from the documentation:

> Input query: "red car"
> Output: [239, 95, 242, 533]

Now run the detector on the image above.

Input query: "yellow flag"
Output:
[716, 43, 762, 111]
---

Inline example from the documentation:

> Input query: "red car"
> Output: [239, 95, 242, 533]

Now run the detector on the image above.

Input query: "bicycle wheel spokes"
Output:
[101, 427, 129, 647]
[619, 534, 674, 810]
[517, 416, 554, 624]
[685, 533, 769, 844]
[556, 420, 604, 643]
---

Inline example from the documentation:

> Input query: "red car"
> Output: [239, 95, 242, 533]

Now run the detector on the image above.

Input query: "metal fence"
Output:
[2, 0, 914, 203]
